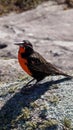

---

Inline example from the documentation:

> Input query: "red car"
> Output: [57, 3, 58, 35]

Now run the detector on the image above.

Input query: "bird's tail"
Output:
[55, 69, 72, 79]
[61, 72, 72, 79]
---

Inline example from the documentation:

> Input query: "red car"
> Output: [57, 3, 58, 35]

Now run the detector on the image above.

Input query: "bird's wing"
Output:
[28, 52, 59, 75]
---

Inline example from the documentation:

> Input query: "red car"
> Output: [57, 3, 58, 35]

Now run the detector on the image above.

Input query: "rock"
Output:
[0, 59, 25, 83]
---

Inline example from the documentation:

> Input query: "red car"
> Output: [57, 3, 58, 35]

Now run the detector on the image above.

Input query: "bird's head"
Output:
[15, 40, 33, 55]
[15, 40, 33, 49]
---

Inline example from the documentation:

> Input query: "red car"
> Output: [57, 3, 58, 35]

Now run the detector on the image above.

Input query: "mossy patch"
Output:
[30, 101, 40, 109]
[63, 117, 71, 129]
[49, 95, 59, 105]
[16, 107, 31, 121]
[52, 84, 59, 89]
[11, 107, 31, 128]
[39, 119, 58, 130]
[39, 106, 48, 119]
[8, 86, 18, 93]
[25, 121, 37, 130]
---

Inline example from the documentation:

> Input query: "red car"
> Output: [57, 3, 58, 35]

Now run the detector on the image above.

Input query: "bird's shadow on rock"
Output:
[0, 77, 71, 129]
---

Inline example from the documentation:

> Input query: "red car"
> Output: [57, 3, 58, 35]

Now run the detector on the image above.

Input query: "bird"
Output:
[15, 40, 72, 88]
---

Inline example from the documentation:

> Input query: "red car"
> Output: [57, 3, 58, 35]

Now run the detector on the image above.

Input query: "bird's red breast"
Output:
[18, 47, 32, 76]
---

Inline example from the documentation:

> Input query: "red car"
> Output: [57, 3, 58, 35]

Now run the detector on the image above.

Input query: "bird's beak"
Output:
[14, 41, 24, 46]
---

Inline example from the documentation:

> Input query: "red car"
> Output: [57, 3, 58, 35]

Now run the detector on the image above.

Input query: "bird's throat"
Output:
[18, 47, 32, 76]
[19, 46, 25, 53]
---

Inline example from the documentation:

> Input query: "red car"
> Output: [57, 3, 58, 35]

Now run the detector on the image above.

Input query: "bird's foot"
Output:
[20, 84, 35, 94]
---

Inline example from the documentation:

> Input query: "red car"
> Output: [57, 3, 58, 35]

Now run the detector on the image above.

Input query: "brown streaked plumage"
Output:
[15, 40, 72, 86]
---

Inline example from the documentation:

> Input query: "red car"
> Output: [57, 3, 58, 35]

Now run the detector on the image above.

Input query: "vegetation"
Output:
[0, 0, 49, 15]
[63, 117, 72, 129]
[39, 119, 58, 130]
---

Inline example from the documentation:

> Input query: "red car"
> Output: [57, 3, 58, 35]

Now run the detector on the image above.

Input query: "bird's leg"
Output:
[25, 78, 35, 87]
[24, 78, 37, 89]
[21, 79, 38, 94]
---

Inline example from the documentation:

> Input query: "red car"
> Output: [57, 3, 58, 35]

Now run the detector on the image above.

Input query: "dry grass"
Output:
[0, 0, 49, 15]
